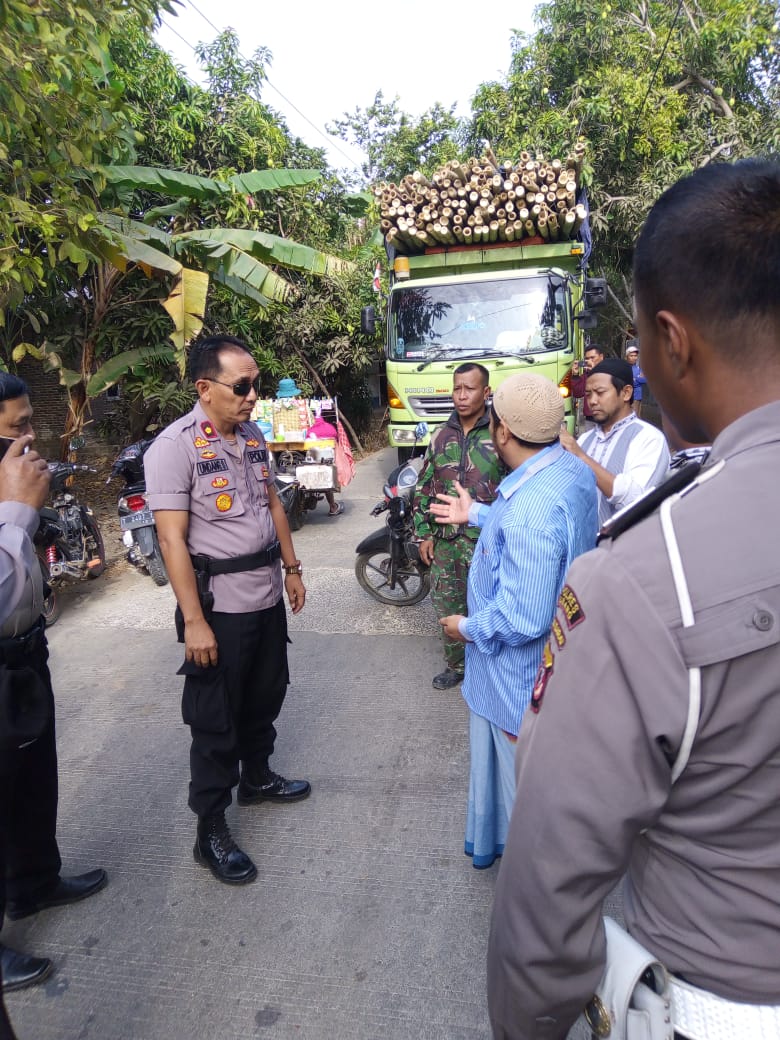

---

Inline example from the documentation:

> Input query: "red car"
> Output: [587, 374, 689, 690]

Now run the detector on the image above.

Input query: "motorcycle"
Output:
[108, 439, 168, 586]
[35, 461, 107, 624]
[355, 423, 431, 607]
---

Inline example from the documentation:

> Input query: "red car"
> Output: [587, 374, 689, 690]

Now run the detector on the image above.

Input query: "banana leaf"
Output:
[162, 266, 210, 365]
[99, 166, 322, 202]
[87, 343, 177, 396]
[175, 228, 353, 279]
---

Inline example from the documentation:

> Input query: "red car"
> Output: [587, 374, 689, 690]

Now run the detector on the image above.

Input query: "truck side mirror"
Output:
[585, 277, 607, 308]
[361, 305, 376, 336]
[576, 309, 599, 330]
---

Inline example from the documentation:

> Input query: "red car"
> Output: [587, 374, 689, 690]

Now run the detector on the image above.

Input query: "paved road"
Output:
[4, 446, 602, 1039]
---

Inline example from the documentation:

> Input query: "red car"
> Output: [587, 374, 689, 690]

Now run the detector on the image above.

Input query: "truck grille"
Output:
[407, 396, 453, 419]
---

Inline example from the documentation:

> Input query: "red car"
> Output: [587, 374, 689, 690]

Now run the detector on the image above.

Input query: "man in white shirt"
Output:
[560, 357, 669, 527]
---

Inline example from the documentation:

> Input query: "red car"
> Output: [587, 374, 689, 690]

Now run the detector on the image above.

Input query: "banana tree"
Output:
[15, 165, 354, 448]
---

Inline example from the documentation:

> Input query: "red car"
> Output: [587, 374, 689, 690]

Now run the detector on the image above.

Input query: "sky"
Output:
[154, 0, 538, 172]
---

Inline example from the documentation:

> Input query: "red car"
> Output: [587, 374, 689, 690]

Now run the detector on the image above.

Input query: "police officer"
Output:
[0, 375, 106, 1027]
[413, 363, 504, 689]
[487, 160, 780, 1038]
[145, 335, 310, 886]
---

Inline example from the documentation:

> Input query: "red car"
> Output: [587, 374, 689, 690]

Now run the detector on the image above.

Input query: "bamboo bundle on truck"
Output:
[375, 144, 588, 254]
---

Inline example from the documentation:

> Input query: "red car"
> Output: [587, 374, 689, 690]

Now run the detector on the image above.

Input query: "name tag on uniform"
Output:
[247, 449, 267, 465]
[197, 458, 229, 476]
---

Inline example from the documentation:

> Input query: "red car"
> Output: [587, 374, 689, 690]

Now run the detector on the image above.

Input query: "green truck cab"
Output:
[365, 240, 606, 462]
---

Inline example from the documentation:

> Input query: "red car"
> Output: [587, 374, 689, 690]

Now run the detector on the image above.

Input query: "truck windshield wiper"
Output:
[416, 345, 541, 372]
[415, 345, 465, 371]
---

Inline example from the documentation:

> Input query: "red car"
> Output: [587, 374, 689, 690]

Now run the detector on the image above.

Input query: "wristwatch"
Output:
[283, 560, 302, 576]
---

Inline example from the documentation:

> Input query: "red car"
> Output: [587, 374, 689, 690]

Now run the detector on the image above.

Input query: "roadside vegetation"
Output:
[1, 0, 777, 448]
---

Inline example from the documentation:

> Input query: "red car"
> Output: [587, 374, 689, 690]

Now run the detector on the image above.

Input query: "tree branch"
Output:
[684, 69, 735, 119]
[699, 139, 737, 166]
[289, 343, 365, 454]
[607, 283, 634, 326]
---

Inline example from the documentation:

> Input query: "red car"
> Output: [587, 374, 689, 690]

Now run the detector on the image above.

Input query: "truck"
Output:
[363, 152, 606, 461]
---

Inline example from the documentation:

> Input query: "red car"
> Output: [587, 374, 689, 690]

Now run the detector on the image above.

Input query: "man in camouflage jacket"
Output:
[414, 364, 504, 689]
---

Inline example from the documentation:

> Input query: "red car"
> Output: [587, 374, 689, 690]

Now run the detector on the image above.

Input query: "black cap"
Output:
[589, 357, 634, 386]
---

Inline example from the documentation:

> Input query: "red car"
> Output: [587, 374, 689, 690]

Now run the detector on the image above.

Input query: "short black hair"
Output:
[454, 362, 490, 386]
[633, 159, 780, 354]
[0, 372, 29, 408]
[584, 345, 603, 355]
[188, 335, 253, 383]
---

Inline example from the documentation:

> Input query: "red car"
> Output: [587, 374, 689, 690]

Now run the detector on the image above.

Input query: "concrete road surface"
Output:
[3, 446, 601, 1039]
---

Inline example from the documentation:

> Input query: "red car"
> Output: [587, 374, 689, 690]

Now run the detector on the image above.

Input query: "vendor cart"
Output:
[253, 395, 342, 530]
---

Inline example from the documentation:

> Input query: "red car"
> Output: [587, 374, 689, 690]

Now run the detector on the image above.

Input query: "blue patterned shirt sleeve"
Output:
[461, 522, 564, 653]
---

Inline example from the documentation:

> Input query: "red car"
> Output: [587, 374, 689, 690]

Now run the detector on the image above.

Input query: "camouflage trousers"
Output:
[430, 536, 476, 674]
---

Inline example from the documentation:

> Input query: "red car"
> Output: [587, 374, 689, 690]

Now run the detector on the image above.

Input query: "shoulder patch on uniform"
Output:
[193, 436, 209, 448]
[551, 616, 566, 648]
[559, 584, 585, 630]
[215, 493, 233, 512]
[200, 449, 217, 460]
[200, 420, 218, 440]
[246, 438, 260, 448]
[530, 641, 554, 714]
[211, 476, 229, 489]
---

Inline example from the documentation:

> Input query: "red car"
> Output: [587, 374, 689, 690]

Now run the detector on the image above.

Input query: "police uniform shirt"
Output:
[487, 400, 780, 1039]
[145, 401, 282, 613]
[0, 500, 44, 636]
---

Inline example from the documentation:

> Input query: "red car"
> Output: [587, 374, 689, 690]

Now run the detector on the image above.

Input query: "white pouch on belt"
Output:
[583, 917, 674, 1040]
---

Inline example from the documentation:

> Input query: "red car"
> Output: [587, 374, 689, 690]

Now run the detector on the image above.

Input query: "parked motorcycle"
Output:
[109, 439, 168, 586]
[35, 462, 107, 623]
[273, 471, 304, 530]
[355, 427, 431, 606]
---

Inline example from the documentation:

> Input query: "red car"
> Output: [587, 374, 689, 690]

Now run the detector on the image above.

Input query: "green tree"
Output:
[328, 91, 463, 185]
[0, 0, 169, 310]
[466, 0, 780, 340]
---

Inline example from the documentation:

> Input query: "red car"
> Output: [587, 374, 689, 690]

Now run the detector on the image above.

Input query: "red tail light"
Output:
[126, 494, 147, 512]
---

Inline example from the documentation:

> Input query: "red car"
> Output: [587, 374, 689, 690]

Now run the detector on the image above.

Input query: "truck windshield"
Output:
[388, 274, 568, 361]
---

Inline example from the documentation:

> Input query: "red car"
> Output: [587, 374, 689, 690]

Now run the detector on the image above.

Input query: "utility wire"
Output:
[169, 0, 362, 168]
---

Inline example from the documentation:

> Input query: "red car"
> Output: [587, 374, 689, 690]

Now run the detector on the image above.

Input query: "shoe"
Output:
[194, 813, 257, 885]
[432, 668, 464, 690]
[327, 503, 344, 516]
[237, 768, 311, 805]
[5, 869, 107, 921]
[0, 945, 53, 993]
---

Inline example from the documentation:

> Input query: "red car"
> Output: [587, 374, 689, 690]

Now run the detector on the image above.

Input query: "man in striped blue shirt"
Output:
[431, 373, 597, 868]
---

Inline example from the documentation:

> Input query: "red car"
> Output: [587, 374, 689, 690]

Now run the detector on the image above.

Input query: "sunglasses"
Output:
[205, 375, 261, 397]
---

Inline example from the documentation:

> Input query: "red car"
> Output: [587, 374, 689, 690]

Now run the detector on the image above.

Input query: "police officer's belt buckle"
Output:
[584, 994, 611, 1037]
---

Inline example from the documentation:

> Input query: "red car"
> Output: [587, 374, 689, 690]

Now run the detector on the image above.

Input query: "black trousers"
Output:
[0, 638, 61, 912]
[180, 602, 290, 818]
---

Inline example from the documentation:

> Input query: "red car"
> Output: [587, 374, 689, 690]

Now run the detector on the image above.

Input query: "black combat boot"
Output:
[193, 813, 257, 885]
[237, 765, 311, 805]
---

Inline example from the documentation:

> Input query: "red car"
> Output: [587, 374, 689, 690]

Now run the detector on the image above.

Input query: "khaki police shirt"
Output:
[487, 400, 780, 1039]
[0, 500, 44, 637]
[145, 401, 282, 613]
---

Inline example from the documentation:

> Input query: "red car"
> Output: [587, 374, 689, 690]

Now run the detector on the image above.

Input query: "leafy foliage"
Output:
[0, 0, 169, 310]
[465, 0, 780, 341]
[328, 91, 463, 185]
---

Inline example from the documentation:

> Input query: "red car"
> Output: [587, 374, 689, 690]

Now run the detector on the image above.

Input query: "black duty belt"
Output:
[0, 616, 45, 665]
[190, 541, 281, 576]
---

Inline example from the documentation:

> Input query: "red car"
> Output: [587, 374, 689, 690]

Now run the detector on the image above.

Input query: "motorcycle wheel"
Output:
[287, 493, 307, 532]
[38, 557, 61, 627]
[84, 514, 107, 578]
[355, 549, 430, 606]
[144, 531, 169, 587]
